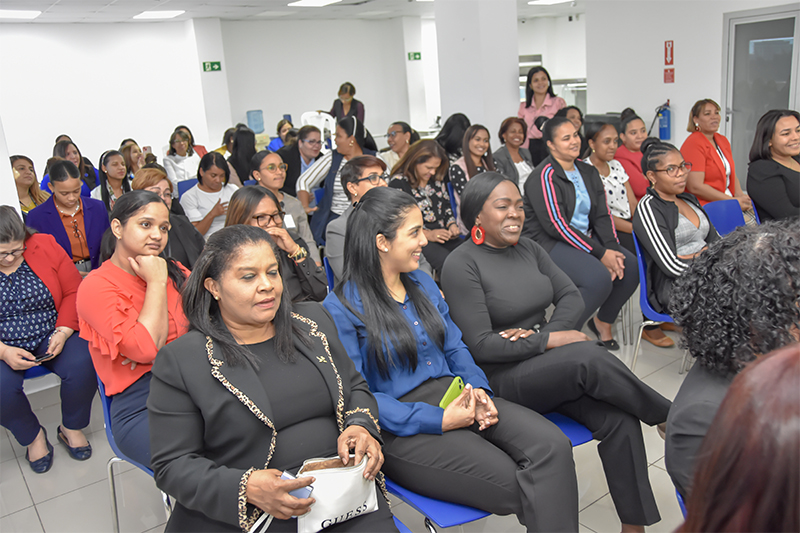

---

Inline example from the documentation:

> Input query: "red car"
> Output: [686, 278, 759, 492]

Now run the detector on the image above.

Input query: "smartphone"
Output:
[143, 146, 152, 155]
[281, 471, 313, 499]
[34, 353, 52, 363]
[439, 376, 464, 409]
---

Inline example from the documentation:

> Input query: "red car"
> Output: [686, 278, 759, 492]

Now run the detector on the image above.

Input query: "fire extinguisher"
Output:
[657, 100, 671, 140]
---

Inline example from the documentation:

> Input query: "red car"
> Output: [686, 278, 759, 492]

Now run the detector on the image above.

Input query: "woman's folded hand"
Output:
[338, 425, 384, 481]
[246, 469, 316, 520]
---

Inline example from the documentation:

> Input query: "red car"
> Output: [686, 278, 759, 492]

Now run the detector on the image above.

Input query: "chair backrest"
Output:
[323, 256, 334, 292]
[243, 179, 257, 187]
[446, 181, 458, 221]
[702, 199, 745, 236]
[96, 377, 154, 475]
[632, 232, 674, 323]
[177, 178, 198, 199]
[300, 111, 337, 153]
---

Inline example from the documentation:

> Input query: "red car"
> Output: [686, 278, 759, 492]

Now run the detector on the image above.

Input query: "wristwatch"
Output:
[288, 246, 308, 263]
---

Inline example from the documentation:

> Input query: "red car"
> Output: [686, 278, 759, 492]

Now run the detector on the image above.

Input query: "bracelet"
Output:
[288, 246, 308, 263]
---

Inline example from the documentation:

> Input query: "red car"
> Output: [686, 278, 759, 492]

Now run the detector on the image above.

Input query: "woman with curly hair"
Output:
[664, 218, 800, 500]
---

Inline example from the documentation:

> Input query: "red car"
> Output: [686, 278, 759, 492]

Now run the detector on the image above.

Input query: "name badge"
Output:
[284, 214, 296, 230]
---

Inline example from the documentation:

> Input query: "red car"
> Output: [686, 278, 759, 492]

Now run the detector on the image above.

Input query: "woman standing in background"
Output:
[518, 67, 565, 166]
[329, 82, 365, 122]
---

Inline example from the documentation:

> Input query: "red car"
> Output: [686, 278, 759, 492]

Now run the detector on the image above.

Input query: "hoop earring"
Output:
[471, 225, 485, 245]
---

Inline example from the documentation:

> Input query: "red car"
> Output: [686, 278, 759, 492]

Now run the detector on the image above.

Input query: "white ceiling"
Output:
[0, 0, 585, 23]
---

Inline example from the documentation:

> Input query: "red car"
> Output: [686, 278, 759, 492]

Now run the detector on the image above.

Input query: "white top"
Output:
[379, 150, 401, 173]
[714, 144, 733, 196]
[295, 151, 350, 216]
[514, 159, 533, 193]
[163, 152, 202, 196]
[586, 158, 632, 220]
[180, 183, 239, 239]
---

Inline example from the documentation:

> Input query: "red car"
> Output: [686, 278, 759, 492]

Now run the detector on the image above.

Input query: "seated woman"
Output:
[679, 343, 800, 533]
[0, 207, 97, 473]
[746, 109, 800, 221]
[380, 122, 419, 171]
[276, 125, 323, 198]
[131, 167, 206, 270]
[449, 124, 496, 234]
[120, 141, 146, 182]
[681, 99, 752, 211]
[297, 116, 378, 245]
[11, 155, 49, 217]
[664, 219, 800, 501]
[174, 125, 207, 158]
[26, 160, 110, 274]
[388, 140, 461, 272]
[492, 117, 534, 191]
[91, 150, 131, 212]
[554, 106, 590, 159]
[250, 150, 321, 265]
[632, 138, 719, 317]
[442, 174, 672, 532]
[41, 140, 99, 196]
[77, 191, 189, 467]
[227, 127, 255, 188]
[225, 186, 327, 303]
[267, 118, 293, 152]
[522, 116, 638, 350]
[181, 152, 239, 240]
[324, 187, 580, 532]
[148, 225, 395, 533]
[614, 109, 650, 202]
[163, 130, 202, 193]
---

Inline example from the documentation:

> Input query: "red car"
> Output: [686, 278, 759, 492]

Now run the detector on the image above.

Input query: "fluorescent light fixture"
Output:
[133, 10, 185, 20]
[287, 0, 341, 7]
[527, 0, 572, 5]
[0, 9, 41, 20]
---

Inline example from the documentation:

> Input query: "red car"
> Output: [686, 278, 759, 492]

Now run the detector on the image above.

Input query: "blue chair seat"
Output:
[384, 477, 490, 531]
[543, 412, 593, 446]
[243, 179, 257, 187]
[24, 366, 52, 379]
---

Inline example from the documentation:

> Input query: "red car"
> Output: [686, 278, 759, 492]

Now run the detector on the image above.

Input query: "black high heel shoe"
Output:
[26, 426, 54, 474]
[587, 317, 620, 351]
[57, 426, 92, 461]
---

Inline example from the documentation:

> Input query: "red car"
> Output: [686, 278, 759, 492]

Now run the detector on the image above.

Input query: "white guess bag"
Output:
[296, 454, 378, 533]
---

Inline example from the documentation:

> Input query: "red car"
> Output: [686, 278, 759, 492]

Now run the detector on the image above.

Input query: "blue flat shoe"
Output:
[26, 426, 54, 474]
[57, 426, 92, 461]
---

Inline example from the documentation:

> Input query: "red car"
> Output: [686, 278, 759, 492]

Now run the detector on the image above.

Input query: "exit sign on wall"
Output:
[202, 61, 222, 72]
[407, 52, 421, 61]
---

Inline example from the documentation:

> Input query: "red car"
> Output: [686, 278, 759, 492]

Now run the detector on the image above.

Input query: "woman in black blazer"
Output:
[147, 225, 396, 532]
[493, 117, 534, 189]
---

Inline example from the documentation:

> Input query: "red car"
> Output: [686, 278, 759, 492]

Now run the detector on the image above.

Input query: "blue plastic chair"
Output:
[177, 178, 197, 199]
[702, 198, 760, 236]
[393, 516, 413, 533]
[313, 187, 325, 206]
[631, 233, 689, 373]
[676, 489, 687, 518]
[243, 179, 257, 187]
[544, 412, 593, 446]
[445, 181, 458, 223]
[24, 365, 52, 379]
[323, 256, 334, 292]
[97, 378, 171, 533]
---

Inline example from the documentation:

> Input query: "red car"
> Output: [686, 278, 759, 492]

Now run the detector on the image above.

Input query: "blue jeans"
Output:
[0, 334, 97, 446]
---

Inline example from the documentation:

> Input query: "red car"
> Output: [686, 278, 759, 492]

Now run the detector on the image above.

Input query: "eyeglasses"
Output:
[261, 163, 288, 173]
[252, 212, 285, 227]
[387, 131, 399, 138]
[1, 246, 26, 260]
[653, 162, 693, 177]
[146, 188, 173, 200]
[356, 172, 388, 185]
[302, 139, 323, 147]
[172, 140, 187, 145]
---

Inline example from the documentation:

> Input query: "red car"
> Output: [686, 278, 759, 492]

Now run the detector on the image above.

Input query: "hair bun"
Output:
[620, 107, 637, 122]
[640, 137, 662, 155]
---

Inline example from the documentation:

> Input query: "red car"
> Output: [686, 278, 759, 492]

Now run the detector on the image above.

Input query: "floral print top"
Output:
[389, 174, 456, 230]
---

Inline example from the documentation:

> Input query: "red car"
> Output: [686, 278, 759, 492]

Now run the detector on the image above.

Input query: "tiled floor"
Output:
[1, 292, 690, 533]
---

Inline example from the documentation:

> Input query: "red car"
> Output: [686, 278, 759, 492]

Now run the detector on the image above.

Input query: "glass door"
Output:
[723, 7, 799, 188]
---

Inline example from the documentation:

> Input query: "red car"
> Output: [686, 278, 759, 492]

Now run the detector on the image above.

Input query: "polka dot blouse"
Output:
[0, 261, 57, 351]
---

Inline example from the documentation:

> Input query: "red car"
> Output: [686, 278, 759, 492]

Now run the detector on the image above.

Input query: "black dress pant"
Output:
[528, 139, 549, 167]
[484, 341, 671, 526]
[421, 237, 462, 273]
[381, 378, 579, 532]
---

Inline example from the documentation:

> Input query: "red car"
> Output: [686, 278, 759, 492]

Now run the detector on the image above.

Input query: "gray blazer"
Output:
[493, 145, 534, 185]
[326, 205, 433, 285]
[664, 363, 732, 499]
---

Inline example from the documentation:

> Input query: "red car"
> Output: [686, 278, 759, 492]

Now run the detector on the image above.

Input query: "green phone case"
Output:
[439, 376, 464, 409]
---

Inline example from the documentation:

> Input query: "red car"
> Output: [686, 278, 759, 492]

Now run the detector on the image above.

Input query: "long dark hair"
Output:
[338, 116, 378, 152]
[391, 122, 421, 144]
[391, 140, 449, 188]
[749, 109, 800, 162]
[669, 219, 800, 377]
[228, 128, 257, 181]
[53, 140, 94, 190]
[679, 343, 800, 532]
[462, 124, 496, 178]
[99, 190, 187, 290]
[49, 159, 81, 183]
[97, 150, 131, 212]
[182, 225, 308, 367]
[335, 187, 444, 378]
[524, 66, 556, 108]
[435, 113, 471, 158]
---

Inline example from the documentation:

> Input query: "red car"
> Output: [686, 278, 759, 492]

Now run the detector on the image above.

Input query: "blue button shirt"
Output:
[565, 168, 591, 234]
[324, 270, 492, 437]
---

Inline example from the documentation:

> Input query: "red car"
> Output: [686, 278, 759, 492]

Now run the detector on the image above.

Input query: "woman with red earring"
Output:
[471, 224, 484, 245]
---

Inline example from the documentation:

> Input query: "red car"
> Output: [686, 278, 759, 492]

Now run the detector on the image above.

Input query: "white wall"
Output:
[0, 21, 208, 175]
[585, 0, 794, 147]
[518, 15, 587, 81]
[220, 18, 410, 141]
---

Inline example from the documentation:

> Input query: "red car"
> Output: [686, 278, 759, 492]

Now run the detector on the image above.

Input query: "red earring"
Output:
[471, 225, 484, 245]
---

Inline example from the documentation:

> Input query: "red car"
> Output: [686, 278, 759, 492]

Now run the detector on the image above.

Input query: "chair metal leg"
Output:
[107, 456, 125, 533]
[424, 517, 437, 533]
[621, 300, 629, 346]
[632, 320, 661, 372]
[162, 491, 173, 519]
[679, 349, 691, 374]
[627, 298, 634, 345]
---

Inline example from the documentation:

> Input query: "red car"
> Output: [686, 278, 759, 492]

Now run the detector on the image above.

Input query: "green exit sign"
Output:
[407, 52, 421, 61]
[202, 61, 222, 72]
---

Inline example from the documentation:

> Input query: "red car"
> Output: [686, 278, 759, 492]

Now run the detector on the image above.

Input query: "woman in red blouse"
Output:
[77, 190, 189, 467]
[681, 99, 752, 210]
